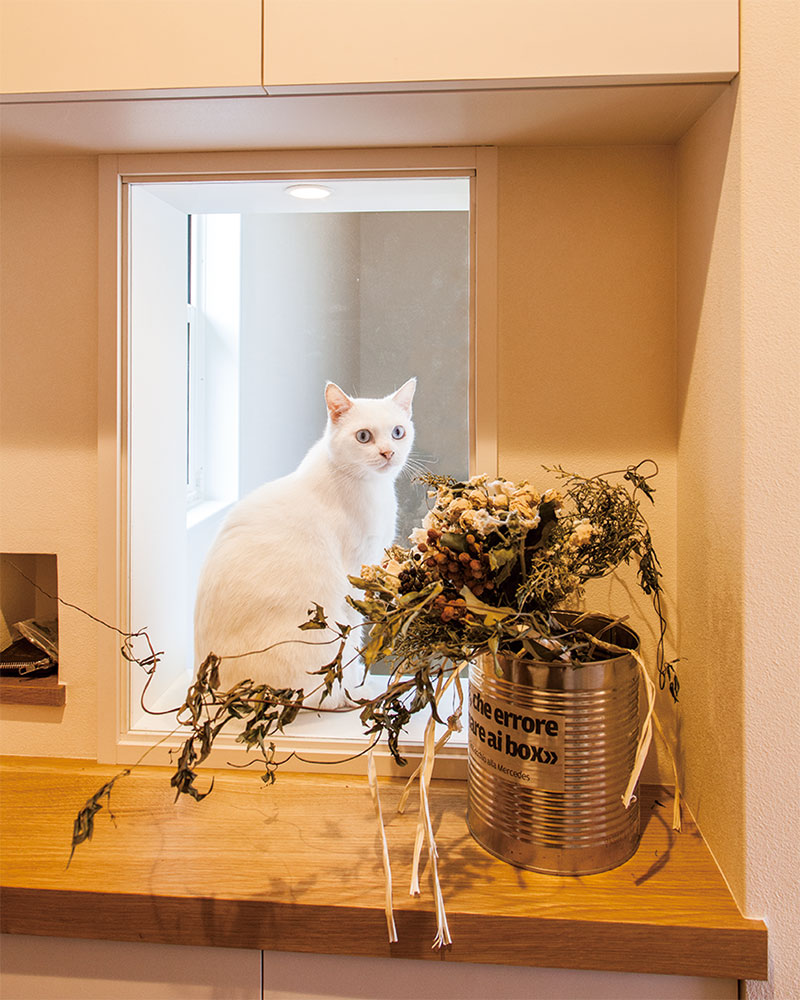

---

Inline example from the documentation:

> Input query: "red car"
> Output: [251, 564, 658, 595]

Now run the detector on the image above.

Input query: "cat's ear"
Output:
[325, 382, 353, 422]
[391, 377, 416, 415]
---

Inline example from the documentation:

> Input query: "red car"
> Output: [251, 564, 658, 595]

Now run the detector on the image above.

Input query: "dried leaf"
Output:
[299, 603, 329, 630]
[69, 769, 131, 865]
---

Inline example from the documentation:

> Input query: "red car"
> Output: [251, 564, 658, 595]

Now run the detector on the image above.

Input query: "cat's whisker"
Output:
[400, 453, 438, 482]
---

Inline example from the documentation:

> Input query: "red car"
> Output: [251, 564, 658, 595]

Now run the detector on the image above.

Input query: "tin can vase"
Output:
[467, 613, 641, 875]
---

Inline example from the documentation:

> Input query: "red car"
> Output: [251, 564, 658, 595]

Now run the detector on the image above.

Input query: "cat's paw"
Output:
[302, 684, 356, 711]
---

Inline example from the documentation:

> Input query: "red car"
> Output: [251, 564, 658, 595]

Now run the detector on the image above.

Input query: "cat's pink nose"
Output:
[380, 449, 395, 460]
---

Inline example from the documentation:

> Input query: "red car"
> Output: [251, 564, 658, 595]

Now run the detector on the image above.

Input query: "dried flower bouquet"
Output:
[318, 463, 677, 759]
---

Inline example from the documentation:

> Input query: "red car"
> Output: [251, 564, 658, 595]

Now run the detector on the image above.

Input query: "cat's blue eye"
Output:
[391, 425, 406, 440]
[356, 429, 372, 443]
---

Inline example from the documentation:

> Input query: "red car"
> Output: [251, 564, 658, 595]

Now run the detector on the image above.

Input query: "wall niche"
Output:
[0, 553, 64, 707]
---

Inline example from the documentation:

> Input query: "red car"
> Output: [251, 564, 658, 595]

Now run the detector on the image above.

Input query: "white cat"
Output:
[193, 379, 416, 706]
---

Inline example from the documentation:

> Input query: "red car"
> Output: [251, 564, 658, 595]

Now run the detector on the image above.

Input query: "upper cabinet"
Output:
[2, 0, 740, 99]
[263, 0, 739, 92]
[0, 0, 263, 95]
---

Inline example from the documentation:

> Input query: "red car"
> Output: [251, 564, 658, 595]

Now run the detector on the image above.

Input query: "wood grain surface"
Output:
[0, 676, 65, 706]
[0, 756, 767, 979]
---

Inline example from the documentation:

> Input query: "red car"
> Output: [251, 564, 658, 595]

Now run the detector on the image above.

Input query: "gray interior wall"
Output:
[359, 211, 470, 542]
[238, 213, 361, 495]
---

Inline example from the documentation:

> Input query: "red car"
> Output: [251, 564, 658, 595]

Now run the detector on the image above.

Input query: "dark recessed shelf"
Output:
[0, 552, 60, 704]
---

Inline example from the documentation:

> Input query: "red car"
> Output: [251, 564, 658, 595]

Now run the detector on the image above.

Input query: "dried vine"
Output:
[10, 460, 680, 934]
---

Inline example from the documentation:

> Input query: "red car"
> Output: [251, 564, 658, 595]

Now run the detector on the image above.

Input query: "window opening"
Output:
[125, 174, 473, 760]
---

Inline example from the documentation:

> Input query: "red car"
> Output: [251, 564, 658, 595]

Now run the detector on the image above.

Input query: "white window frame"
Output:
[185, 215, 205, 509]
[97, 147, 498, 775]
[183, 212, 242, 525]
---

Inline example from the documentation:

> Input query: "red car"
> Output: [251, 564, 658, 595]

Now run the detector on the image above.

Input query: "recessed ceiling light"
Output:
[285, 184, 333, 201]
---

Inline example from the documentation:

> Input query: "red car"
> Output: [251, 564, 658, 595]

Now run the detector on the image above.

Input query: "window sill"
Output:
[185, 498, 234, 531]
[0, 756, 766, 980]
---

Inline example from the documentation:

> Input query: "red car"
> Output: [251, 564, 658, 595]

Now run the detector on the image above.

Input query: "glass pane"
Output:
[128, 176, 471, 727]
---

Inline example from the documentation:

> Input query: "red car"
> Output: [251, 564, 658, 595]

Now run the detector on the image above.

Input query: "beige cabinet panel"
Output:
[0, 935, 738, 1000]
[1, 0, 262, 95]
[264, 0, 738, 91]
[0, 934, 261, 999]
[261, 951, 738, 999]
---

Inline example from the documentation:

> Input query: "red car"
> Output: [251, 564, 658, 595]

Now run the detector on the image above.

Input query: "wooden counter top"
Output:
[0, 756, 767, 979]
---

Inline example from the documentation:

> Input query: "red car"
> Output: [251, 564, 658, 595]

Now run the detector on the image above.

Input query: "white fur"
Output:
[193, 379, 416, 706]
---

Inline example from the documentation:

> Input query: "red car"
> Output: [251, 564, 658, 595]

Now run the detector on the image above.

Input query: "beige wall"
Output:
[0, 156, 100, 757]
[497, 144, 679, 781]
[676, 2, 800, 997]
[738, 1, 800, 990]
[677, 81, 746, 893]
[498, 145, 677, 470]
[0, 147, 680, 780]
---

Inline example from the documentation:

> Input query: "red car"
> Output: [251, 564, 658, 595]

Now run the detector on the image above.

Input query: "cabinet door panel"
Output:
[261, 950, 738, 999]
[264, 0, 738, 90]
[1, 0, 262, 95]
[0, 934, 261, 999]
